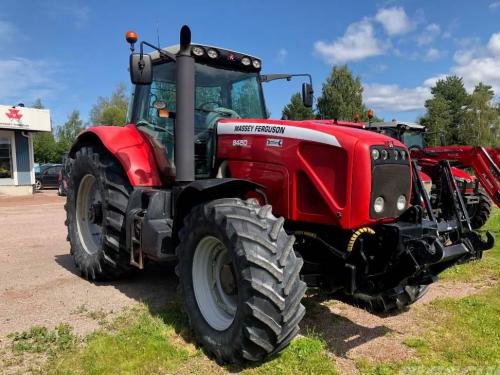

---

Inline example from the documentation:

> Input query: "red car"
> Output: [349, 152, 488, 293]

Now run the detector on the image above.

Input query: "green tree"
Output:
[421, 76, 469, 145]
[31, 99, 57, 163]
[33, 132, 59, 163]
[317, 65, 366, 121]
[421, 95, 452, 146]
[56, 110, 84, 152]
[460, 83, 499, 147]
[282, 93, 314, 120]
[90, 83, 129, 126]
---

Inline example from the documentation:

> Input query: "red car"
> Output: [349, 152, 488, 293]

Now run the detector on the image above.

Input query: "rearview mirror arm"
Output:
[139, 41, 176, 62]
[260, 73, 313, 87]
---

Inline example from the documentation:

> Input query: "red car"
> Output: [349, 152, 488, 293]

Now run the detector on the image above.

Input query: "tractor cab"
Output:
[127, 44, 266, 179]
[369, 121, 427, 150]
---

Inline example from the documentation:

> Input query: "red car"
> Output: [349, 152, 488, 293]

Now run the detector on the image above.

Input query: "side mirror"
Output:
[302, 82, 313, 108]
[129, 53, 152, 85]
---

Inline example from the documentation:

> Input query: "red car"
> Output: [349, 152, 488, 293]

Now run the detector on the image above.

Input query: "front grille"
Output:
[370, 164, 411, 219]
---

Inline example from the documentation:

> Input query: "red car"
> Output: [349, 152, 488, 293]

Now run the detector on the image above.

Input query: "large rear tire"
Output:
[65, 145, 134, 280]
[176, 198, 306, 364]
[468, 190, 492, 230]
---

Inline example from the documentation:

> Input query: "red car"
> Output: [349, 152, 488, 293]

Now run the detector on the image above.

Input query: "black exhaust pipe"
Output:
[175, 25, 195, 183]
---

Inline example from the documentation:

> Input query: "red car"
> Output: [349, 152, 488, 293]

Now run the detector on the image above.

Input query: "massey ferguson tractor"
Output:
[333, 120, 497, 229]
[65, 26, 496, 364]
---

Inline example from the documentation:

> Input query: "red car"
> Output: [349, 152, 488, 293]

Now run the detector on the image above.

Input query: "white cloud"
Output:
[489, 1, 500, 9]
[375, 7, 414, 36]
[453, 56, 500, 92]
[0, 58, 62, 104]
[364, 31, 500, 115]
[275, 48, 288, 63]
[417, 23, 441, 46]
[450, 33, 500, 93]
[487, 33, 500, 55]
[423, 47, 444, 62]
[363, 83, 432, 112]
[314, 18, 387, 64]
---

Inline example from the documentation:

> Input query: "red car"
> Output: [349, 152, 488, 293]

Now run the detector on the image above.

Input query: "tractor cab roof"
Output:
[149, 44, 262, 73]
[373, 121, 425, 130]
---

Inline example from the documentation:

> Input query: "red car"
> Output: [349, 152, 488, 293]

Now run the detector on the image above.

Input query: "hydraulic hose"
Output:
[347, 227, 376, 253]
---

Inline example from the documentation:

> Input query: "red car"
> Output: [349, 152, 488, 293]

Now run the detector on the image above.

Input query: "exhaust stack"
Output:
[175, 25, 195, 183]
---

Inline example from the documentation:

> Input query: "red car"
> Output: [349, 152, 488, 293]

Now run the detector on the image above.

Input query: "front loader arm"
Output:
[412, 146, 500, 207]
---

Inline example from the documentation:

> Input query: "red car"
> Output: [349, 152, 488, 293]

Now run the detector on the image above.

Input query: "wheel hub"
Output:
[88, 203, 103, 224]
[219, 263, 237, 295]
[192, 236, 238, 331]
[76, 174, 103, 255]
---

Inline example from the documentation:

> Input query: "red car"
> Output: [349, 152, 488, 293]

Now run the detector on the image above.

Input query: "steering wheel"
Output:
[195, 107, 240, 143]
[136, 120, 173, 137]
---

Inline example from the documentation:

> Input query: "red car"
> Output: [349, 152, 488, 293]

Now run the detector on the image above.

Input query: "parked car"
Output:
[57, 156, 70, 196]
[35, 164, 63, 190]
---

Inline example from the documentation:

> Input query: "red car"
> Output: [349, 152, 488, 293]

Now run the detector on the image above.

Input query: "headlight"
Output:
[381, 149, 389, 160]
[241, 57, 251, 66]
[252, 59, 261, 69]
[371, 149, 380, 160]
[192, 46, 205, 56]
[374, 196, 385, 213]
[397, 195, 407, 210]
[393, 150, 399, 160]
[401, 150, 406, 160]
[207, 49, 219, 59]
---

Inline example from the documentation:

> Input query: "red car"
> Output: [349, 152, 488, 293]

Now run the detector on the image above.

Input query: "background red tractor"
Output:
[65, 26, 495, 364]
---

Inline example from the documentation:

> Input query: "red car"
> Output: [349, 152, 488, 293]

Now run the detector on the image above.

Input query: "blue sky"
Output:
[1, 0, 500, 129]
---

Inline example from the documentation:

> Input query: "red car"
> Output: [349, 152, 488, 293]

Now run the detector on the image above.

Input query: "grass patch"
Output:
[440, 208, 499, 284]
[359, 284, 500, 374]
[20, 302, 337, 375]
[8, 323, 77, 355]
[47, 304, 196, 375]
[242, 333, 337, 375]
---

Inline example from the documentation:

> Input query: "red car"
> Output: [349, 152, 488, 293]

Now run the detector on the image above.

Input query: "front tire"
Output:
[176, 198, 306, 364]
[35, 179, 42, 191]
[65, 145, 134, 280]
[467, 190, 492, 230]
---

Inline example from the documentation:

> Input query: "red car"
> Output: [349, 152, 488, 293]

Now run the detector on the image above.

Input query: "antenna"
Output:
[156, 22, 160, 48]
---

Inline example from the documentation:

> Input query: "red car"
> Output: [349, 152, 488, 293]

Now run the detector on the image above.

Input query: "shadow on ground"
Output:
[54, 253, 392, 369]
[301, 295, 393, 358]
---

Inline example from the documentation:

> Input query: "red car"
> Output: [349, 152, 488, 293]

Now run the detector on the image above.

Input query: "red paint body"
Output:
[413, 146, 500, 207]
[78, 125, 162, 186]
[75, 120, 413, 230]
[216, 119, 410, 230]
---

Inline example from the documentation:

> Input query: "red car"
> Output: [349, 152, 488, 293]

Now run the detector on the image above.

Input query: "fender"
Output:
[70, 125, 162, 186]
[173, 178, 265, 236]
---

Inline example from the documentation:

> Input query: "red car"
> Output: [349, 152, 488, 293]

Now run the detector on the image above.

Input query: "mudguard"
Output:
[70, 125, 161, 186]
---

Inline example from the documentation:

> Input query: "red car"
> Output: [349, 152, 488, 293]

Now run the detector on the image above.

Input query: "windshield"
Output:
[131, 61, 266, 179]
[402, 130, 425, 148]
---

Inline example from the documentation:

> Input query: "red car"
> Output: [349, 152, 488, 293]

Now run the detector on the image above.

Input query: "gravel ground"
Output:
[0, 190, 485, 374]
[0, 190, 176, 339]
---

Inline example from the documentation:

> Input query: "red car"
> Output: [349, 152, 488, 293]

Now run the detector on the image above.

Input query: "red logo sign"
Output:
[6, 108, 22, 120]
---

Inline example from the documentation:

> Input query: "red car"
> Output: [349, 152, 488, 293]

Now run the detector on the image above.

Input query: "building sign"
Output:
[0, 105, 51, 132]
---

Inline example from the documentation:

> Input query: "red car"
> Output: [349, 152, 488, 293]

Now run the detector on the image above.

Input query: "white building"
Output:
[0, 104, 51, 196]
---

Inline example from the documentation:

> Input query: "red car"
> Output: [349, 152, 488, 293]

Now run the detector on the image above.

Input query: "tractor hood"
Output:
[217, 118, 408, 150]
[217, 118, 412, 229]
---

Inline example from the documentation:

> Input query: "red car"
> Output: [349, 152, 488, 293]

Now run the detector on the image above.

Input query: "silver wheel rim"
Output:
[192, 236, 237, 331]
[76, 174, 103, 255]
[35, 180, 41, 190]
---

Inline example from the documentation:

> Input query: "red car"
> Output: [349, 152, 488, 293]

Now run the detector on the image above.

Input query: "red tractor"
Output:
[333, 120, 497, 229]
[65, 26, 495, 364]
